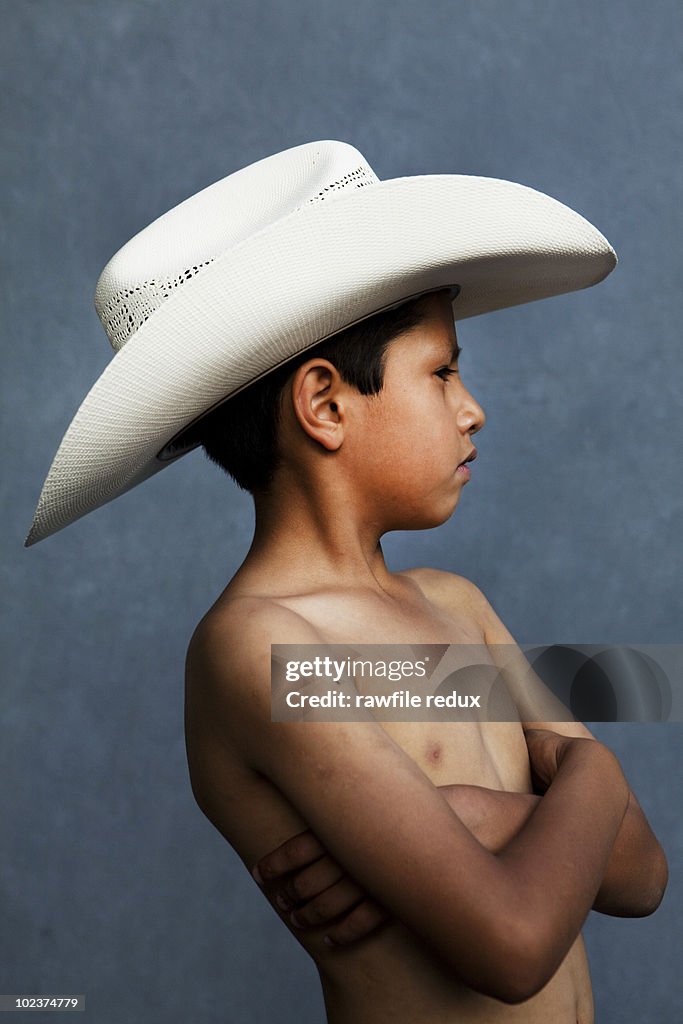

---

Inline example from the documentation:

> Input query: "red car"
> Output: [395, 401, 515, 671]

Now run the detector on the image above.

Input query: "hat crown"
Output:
[94, 141, 379, 352]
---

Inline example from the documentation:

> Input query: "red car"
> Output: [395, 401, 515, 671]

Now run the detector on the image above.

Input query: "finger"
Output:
[288, 876, 366, 927]
[252, 829, 326, 884]
[322, 899, 391, 946]
[275, 855, 345, 910]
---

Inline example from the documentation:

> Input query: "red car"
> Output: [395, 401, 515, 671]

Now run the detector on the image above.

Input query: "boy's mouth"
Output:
[456, 448, 477, 481]
[458, 448, 477, 468]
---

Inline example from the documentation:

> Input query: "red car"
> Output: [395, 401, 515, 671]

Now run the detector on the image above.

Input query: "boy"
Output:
[27, 141, 667, 1021]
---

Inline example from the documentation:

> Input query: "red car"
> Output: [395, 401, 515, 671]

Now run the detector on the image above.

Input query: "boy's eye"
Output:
[435, 366, 458, 381]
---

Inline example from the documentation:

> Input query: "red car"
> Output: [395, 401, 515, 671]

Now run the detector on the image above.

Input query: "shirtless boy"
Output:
[26, 141, 668, 1022]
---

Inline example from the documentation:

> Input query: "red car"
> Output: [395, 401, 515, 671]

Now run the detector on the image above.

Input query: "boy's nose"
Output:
[458, 389, 486, 434]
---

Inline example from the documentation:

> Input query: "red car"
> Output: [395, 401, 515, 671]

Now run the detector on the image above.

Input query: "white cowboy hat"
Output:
[25, 139, 617, 546]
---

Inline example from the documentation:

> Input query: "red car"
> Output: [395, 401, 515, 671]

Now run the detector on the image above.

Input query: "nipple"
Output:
[426, 741, 443, 764]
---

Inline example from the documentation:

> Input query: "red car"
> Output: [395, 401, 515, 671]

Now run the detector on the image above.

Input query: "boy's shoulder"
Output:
[188, 592, 323, 669]
[183, 595, 325, 762]
[402, 567, 512, 647]
[185, 592, 325, 711]
[400, 566, 490, 618]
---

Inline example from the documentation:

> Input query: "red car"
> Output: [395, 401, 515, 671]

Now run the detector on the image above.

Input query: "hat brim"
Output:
[26, 173, 616, 546]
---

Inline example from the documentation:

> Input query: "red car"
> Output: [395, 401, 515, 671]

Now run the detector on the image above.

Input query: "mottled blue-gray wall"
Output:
[2, 1, 681, 1021]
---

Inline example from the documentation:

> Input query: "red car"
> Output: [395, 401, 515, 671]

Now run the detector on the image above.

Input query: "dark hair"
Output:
[199, 292, 439, 495]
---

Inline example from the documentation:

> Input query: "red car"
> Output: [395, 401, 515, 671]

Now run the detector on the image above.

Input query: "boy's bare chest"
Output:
[186, 579, 532, 884]
[270, 585, 531, 793]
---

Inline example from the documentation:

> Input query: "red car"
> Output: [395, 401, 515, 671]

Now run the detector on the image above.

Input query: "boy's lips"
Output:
[458, 448, 478, 467]
[456, 448, 477, 481]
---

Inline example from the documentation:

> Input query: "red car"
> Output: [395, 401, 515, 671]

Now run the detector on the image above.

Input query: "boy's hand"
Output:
[522, 726, 582, 793]
[252, 830, 390, 945]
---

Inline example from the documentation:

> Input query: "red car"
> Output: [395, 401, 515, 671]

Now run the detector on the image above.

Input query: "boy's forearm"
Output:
[439, 784, 668, 917]
[492, 740, 628, 982]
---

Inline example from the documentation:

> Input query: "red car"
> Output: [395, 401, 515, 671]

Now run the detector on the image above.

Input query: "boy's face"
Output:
[355, 290, 485, 529]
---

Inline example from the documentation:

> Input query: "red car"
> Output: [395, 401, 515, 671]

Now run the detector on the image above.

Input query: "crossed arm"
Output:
[193, 580, 668, 1003]
[250, 575, 668, 950]
[253, 728, 668, 949]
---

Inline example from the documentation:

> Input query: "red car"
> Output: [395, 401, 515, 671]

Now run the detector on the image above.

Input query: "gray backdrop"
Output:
[2, 1, 681, 1021]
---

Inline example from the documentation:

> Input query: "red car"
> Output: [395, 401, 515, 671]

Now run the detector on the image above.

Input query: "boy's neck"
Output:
[239, 481, 400, 598]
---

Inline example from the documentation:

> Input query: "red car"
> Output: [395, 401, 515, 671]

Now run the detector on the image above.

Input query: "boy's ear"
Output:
[290, 360, 345, 451]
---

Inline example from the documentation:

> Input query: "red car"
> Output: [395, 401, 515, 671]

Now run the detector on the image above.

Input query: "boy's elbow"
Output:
[595, 835, 669, 918]
[614, 841, 669, 918]
[634, 844, 669, 917]
[464, 915, 559, 1006]
[495, 931, 557, 1005]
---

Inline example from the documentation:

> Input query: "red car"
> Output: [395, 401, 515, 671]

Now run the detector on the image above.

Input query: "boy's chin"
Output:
[389, 500, 460, 532]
